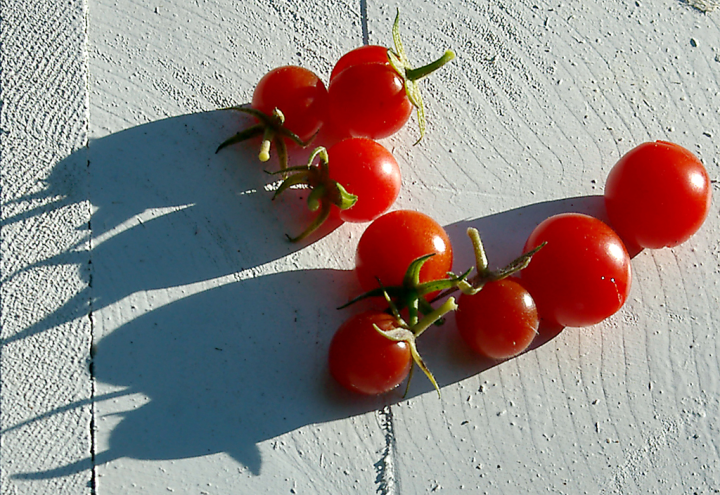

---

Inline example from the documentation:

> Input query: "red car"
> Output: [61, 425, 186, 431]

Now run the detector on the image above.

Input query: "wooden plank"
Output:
[366, 1, 720, 493]
[0, 0, 92, 493]
[86, 1, 393, 493]
[3, 0, 720, 493]
[87, 0, 720, 492]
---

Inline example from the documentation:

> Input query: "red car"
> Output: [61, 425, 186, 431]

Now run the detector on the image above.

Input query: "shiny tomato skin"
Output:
[251, 66, 328, 143]
[328, 311, 411, 395]
[521, 213, 632, 328]
[456, 279, 539, 360]
[327, 138, 401, 223]
[330, 45, 390, 81]
[604, 141, 712, 250]
[328, 46, 413, 140]
[355, 210, 453, 292]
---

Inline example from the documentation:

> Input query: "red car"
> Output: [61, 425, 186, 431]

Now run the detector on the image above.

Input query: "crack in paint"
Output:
[360, 0, 369, 46]
[374, 405, 399, 495]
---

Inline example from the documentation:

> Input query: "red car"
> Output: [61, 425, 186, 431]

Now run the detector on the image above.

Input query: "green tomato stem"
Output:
[415, 265, 472, 297]
[217, 105, 312, 171]
[467, 227, 489, 277]
[307, 184, 326, 212]
[407, 298, 420, 328]
[259, 131, 273, 162]
[405, 50, 456, 82]
[308, 146, 330, 167]
[275, 146, 359, 242]
[286, 200, 332, 243]
[275, 135, 288, 170]
[271, 171, 309, 200]
[402, 363, 415, 398]
[259, 108, 285, 162]
[215, 125, 264, 154]
[402, 253, 435, 288]
[408, 339, 441, 398]
[413, 297, 458, 337]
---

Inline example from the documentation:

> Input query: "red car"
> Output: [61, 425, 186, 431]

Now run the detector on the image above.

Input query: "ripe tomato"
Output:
[520, 213, 632, 328]
[355, 210, 453, 292]
[272, 139, 401, 241]
[455, 279, 539, 360]
[604, 141, 712, 250]
[251, 65, 328, 143]
[327, 138, 401, 223]
[327, 10, 454, 142]
[329, 45, 391, 81]
[328, 45, 413, 140]
[328, 311, 411, 395]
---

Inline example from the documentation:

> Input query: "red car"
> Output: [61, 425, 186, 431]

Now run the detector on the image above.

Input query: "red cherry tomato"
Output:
[455, 279, 539, 360]
[355, 210, 453, 292]
[329, 45, 390, 81]
[327, 138, 401, 223]
[521, 213, 632, 328]
[328, 45, 413, 140]
[328, 311, 411, 395]
[604, 141, 712, 250]
[252, 66, 328, 143]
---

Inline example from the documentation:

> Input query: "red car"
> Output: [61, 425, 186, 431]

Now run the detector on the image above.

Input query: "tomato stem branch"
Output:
[259, 129, 273, 162]
[413, 297, 458, 337]
[386, 9, 454, 145]
[468, 227, 489, 277]
[405, 50, 456, 81]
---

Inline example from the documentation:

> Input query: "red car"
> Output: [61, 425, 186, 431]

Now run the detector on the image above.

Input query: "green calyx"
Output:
[339, 254, 470, 323]
[216, 105, 317, 170]
[372, 288, 458, 398]
[387, 9, 455, 145]
[339, 254, 469, 398]
[271, 146, 357, 242]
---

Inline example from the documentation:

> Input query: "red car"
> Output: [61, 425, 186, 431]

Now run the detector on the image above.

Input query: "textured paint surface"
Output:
[2, 0, 720, 493]
[0, 0, 92, 493]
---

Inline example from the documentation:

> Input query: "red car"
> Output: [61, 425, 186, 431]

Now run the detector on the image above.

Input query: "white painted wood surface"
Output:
[2, 0, 719, 493]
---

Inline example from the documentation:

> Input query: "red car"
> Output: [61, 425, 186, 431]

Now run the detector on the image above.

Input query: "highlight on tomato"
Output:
[271, 138, 401, 242]
[216, 65, 328, 169]
[328, 10, 454, 143]
[604, 140, 712, 250]
[520, 213, 632, 328]
[355, 210, 453, 293]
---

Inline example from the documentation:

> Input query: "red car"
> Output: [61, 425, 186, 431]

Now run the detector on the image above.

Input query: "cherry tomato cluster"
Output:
[215, 13, 713, 397]
[330, 141, 711, 397]
[331, 210, 543, 396]
[217, 11, 454, 241]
